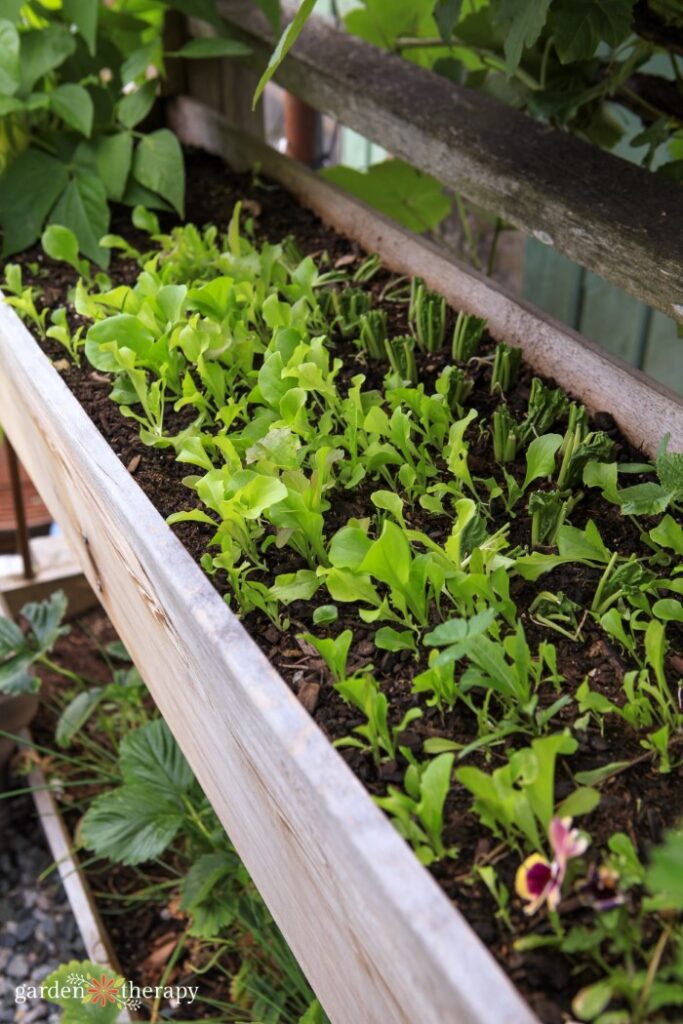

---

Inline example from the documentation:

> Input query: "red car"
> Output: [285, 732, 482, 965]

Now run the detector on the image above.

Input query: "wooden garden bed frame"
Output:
[2, 31, 683, 1022]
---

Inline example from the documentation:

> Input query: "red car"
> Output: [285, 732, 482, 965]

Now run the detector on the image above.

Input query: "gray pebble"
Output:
[7, 952, 30, 978]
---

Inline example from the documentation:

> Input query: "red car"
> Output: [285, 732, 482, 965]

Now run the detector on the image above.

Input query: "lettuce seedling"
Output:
[46, 307, 84, 365]
[375, 753, 457, 865]
[451, 310, 486, 362]
[2, 263, 48, 337]
[456, 732, 596, 853]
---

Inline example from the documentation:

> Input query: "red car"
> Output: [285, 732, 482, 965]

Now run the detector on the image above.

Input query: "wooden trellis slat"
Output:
[211, 0, 683, 327]
[167, 96, 683, 457]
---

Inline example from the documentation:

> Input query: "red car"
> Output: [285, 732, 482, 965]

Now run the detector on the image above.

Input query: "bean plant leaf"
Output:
[81, 786, 184, 864]
[433, 0, 463, 43]
[321, 160, 452, 234]
[0, 19, 20, 95]
[49, 173, 110, 267]
[551, 0, 636, 64]
[50, 84, 94, 137]
[0, 149, 69, 256]
[169, 37, 252, 59]
[132, 129, 185, 216]
[117, 79, 157, 129]
[96, 132, 133, 201]
[252, 0, 317, 108]
[62, 0, 99, 56]
[20, 24, 76, 93]
[495, 0, 552, 74]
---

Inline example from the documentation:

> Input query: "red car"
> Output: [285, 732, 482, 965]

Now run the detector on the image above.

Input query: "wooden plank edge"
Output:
[212, 0, 683, 325]
[0, 305, 537, 1024]
[167, 96, 683, 458]
[20, 730, 133, 1023]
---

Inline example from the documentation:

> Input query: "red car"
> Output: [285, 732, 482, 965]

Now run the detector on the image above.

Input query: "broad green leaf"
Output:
[344, 0, 434, 49]
[0, 149, 69, 256]
[556, 786, 600, 819]
[44, 960, 122, 1023]
[371, 489, 405, 527]
[574, 762, 630, 786]
[374, 626, 416, 652]
[96, 133, 133, 201]
[650, 514, 683, 556]
[360, 521, 411, 591]
[551, 0, 635, 64]
[63, 0, 98, 55]
[616, 482, 671, 516]
[321, 160, 452, 233]
[252, 0, 317, 107]
[433, 0, 463, 43]
[117, 79, 157, 129]
[81, 785, 184, 864]
[41, 224, 82, 270]
[169, 37, 252, 59]
[523, 432, 562, 490]
[312, 604, 338, 625]
[0, 19, 19, 95]
[49, 173, 110, 266]
[653, 598, 683, 623]
[132, 129, 185, 216]
[22, 590, 68, 650]
[50, 82, 93, 136]
[85, 313, 155, 370]
[647, 828, 683, 910]
[132, 204, 160, 235]
[495, 0, 552, 74]
[329, 526, 372, 569]
[571, 980, 614, 1020]
[56, 688, 104, 746]
[20, 24, 76, 93]
[557, 520, 610, 562]
[0, 616, 25, 656]
[119, 719, 193, 795]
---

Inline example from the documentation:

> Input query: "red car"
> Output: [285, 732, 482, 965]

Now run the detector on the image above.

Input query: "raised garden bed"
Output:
[1, 133, 682, 1024]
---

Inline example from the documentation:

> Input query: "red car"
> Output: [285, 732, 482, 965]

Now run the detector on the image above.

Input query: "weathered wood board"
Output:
[209, 0, 683, 326]
[0, 302, 538, 1024]
[167, 96, 683, 457]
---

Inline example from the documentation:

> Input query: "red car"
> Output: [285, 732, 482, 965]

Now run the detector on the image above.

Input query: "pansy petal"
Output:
[516, 853, 552, 901]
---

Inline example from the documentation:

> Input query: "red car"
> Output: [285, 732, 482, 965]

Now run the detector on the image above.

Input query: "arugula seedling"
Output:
[375, 753, 457, 865]
[557, 429, 615, 491]
[451, 310, 486, 362]
[300, 629, 354, 683]
[335, 673, 422, 765]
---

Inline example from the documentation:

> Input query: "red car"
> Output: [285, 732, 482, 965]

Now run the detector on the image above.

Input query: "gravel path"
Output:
[0, 792, 86, 1023]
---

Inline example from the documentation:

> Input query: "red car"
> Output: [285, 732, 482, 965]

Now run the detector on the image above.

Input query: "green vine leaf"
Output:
[551, 0, 636, 63]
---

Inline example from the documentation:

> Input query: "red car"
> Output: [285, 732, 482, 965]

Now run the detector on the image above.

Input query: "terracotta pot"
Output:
[0, 437, 52, 554]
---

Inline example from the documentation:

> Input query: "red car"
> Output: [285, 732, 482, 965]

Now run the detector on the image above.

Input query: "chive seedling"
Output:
[410, 281, 447, 352]
[490, 343, 522, 395]
[492, 406, 519, 463]
[386, 335, 418, 385]
[451, 310, 486, 362]
[358, 309, 388, 359]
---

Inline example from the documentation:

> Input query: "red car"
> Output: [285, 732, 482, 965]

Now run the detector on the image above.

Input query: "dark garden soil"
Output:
[8, 147, 683, 1024]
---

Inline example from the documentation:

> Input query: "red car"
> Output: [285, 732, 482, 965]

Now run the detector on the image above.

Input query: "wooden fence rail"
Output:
[211, 0, 683, 326]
